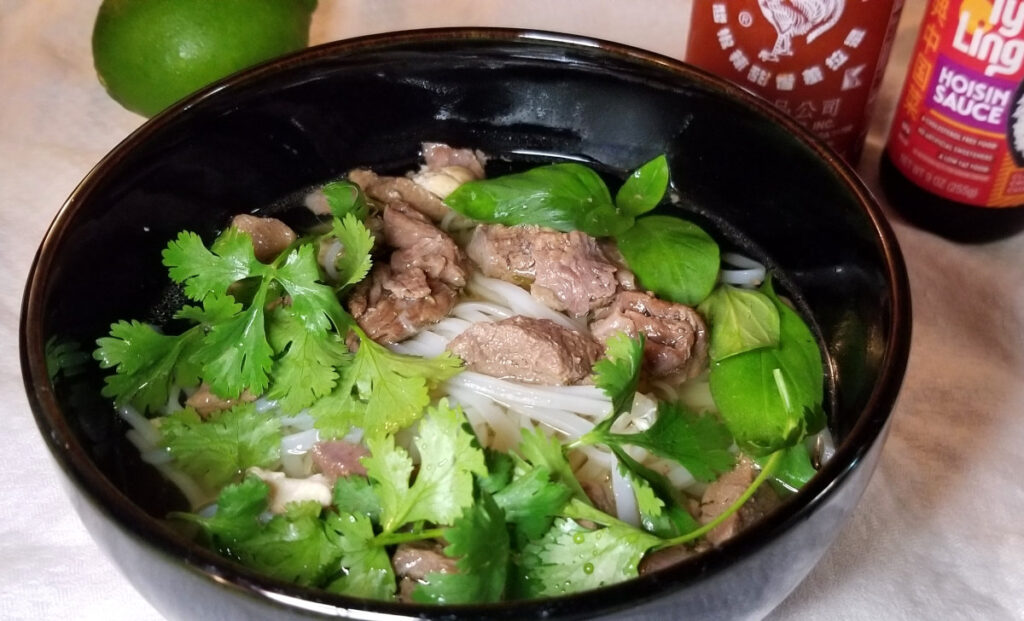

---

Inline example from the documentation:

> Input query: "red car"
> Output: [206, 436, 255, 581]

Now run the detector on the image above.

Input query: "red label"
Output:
[686, 0, 903, 161]
[886, 0, 1024, 208]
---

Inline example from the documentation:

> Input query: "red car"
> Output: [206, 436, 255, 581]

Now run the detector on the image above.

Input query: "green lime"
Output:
[92, 0, 317, 117]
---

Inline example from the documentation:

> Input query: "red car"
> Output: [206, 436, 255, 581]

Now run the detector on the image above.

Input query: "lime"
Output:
[92, 0, 317, 117]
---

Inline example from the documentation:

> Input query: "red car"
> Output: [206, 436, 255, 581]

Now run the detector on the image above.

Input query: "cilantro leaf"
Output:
[329, 213, 374, 290]
[172, 475, 268, 542]
[266, 308, 350, 414]
[478, 447, 515, 496]
[159, 403, 281, 489]
[45, 336, 90, 383]
[308, 391, 365, 440]
[364, 400, 486, 533]
[164, 226, 349, 400]
[592, 331, 645, 422]
[516, 500, 661, 598]
[313, 332, 463, 439]
[608, 445, 700, 538]
[324, 512, 395, 600]
[601, 402, 735, 483]
[333, 475, 382, 524]
[94, 320, 202, 413]
[163, 229, 266, 302]
[231, 501, 343, 586]
[194, 281, 274, 398]
[274, 243, 347, 332]
[619, 464, 665, 526]
[413, 489, 509, 604]
[493, 465, 572, 541]
[174, 292, 243, 325]
[517, 426, 589, 505]
[176, 479, 344, 586]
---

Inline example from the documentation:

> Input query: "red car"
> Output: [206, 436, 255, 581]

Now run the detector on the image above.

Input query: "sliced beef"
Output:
[466, 224, 625, 317]
[383, 203, 466, 288]
[392, 542, 458, 603]
[580, 479, 617, 517]
[421, 142, 487, 178]
[185, 383, 256, 419]
[589, 291, 709, 379]
[348, 167, 452, 222]
[310, 441, 369, 478]
[348, 203, 467, 343]
[230, 214, 296, 263]
[447, 316, 602, 385]
[638, 542, 708, 575]
[699, 457, 780, 546]
[348, 264, 459, 343]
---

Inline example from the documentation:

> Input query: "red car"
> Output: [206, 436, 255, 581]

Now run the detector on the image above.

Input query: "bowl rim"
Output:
[20, 26, 912, 619]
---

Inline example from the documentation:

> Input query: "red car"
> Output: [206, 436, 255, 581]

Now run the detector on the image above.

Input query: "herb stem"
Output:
[657, 449, 784, 548]
[374, 527, 445, 547]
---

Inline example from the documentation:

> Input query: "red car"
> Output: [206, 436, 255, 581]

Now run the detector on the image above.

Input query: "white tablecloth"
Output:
[2, 1, 1022, 619]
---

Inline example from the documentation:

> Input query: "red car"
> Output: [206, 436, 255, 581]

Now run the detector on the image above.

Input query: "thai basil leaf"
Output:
[708, 279, 824, 456]
[698, 284, 780, 361]
[758, 441, 818, 492]
[615, 155, 669, 217]
[444, 163, 633, 237]
[616, 215, 720, 306]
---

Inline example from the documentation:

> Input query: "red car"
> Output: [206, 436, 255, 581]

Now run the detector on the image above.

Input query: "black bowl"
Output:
[21, 28, 911, 621]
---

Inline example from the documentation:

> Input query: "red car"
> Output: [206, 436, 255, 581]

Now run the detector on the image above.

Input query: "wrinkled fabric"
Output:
[2, 1, 1022, 620]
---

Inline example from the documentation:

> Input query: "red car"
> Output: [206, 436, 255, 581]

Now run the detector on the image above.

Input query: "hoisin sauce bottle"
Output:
[880, 0, 1024, 242]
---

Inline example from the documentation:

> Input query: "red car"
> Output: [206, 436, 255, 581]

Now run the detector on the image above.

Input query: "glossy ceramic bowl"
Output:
[21, 29, 911, 621]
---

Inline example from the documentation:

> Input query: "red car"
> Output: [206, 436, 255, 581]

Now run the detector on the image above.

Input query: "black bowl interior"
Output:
[22, 29, 910, 621]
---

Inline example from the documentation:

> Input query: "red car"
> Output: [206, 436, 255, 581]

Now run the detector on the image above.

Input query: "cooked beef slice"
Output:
[310, 440, 369, 478]
[230, 214, 297, 263]
[348, 263, 459, 343]
[466, 224, 625, 317]
[638, 541, 709, 575]
[699, 457, 781, 546]
[383, 202, 466, 288]
[348, 167, 452, 222]
[348, 202, 467, 343]
[420, 142, 487, 179]
[184, 383, 256, 418]
[447, 315, 602, 385]
[590, 291, 709, 379]
[392, 542, 458, 602]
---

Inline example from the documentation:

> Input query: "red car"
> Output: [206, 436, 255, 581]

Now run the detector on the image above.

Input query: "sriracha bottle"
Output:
[686, 0, 905, 163]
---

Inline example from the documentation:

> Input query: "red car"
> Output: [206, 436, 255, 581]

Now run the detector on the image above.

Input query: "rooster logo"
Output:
[757, 0, 846, 62]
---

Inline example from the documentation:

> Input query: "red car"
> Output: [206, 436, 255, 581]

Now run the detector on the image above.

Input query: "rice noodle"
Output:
[720, 252, 766, 288]
[281, 428, 320, 454]
[118, 405, 161, 446]
[447, 385, 522, 451]
[447, 372, 611, 418]
[721, 252, 764, 269]
[120, 408, 208, 508]
[467, 274, 585, 331]
[611, 457, 641, 526]
[514, 404, 594, 439]
[319, 238, 343, 282]
[720, 268, 766, 287]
